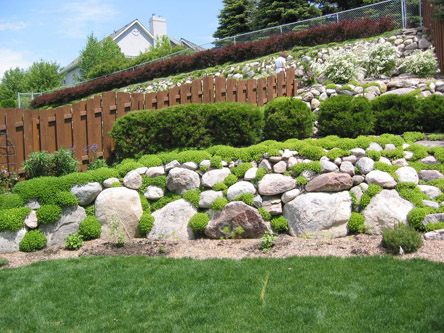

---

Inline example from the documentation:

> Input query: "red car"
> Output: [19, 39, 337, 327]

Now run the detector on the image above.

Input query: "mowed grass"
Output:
[0, 256, 443, 332]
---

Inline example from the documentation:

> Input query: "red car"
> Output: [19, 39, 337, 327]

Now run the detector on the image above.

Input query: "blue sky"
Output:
[0, 0, 224, 79]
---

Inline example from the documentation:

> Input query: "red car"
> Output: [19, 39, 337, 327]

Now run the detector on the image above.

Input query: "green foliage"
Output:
[259, 230, 277, 252]
[348, 212, 365, 234]
[367, 184, 383, 197]
[223, 174, 239, 187]
[19, 230, 47, 252]
[150, 193, 181, 211]
[327, 148, 351, 160]
[78, 216, 101, 240]
[298, 144, 325, 160]
[189, 213, 210, 236]
[138, 212, 155, 235]
[432, 147, 444, 163]
[318, 95, 374, 138]
[396, 182, 427, 207]
[110, 216, 126, 247]
[210, 197, 229, 211]
[23, 148, 79, 179]
[374, 162, 399, 174]
[230, 163, 253, 178]
[290, 161, 321, 175]
[0, 193, 24, 210]
[382, 224, 423, 254]
[408, 144, 429, 161]
[36, 205, 62, 225]
[428, 134, 444, 141]
[372, 94, 421, 134]
[139, 193, 150, 211]
[111, 182, 121, 188]
[138, 155, 163, 167]
[234, 193, 254, 206]
[399, 48, 439, 77]
[425, 222, 444, 232]
[296, 176, 308, 186]
[183, 190, 201, 209]
[381, 147, 405, 160]
[270, 216, 289, 233]
[213, 0, 255, 38]
[255, 168, 267, 181]
[407, 207, 436, 231]
[403, 132, 426, 143]
[210, 156, 223, 169]
[213, 183, 228, 191]
[258, 207, 272, 221]
[54, 191, 78, 207]
[65, 233, 83, 250]
[0, 257, 7, 267]
[116, 161, 144, 177]
[366, 150, 381, 161]
[139, 176, 167, 194]
[0, 207, 31, 232]
[12, 177, 69, 205]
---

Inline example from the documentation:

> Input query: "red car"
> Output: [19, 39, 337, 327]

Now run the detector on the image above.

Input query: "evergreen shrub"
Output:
[0, 193, 24, 210]
[189, 213, 210, 236]
[36, 205, 62, 225]
[78, 216, 101, 240]
[270, 216, 289, 232]
[263, 97, 315, 141]
[0, 207, 31, 232]
[19, 230, 47, 252]
[138, 211, 155, 235]
[381, 223, 423, 254]
[418, 95, 444, 133]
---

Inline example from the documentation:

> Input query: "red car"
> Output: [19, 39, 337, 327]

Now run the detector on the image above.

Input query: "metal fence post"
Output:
[336, 13, 339, 23]
[234, 36, 236, 46]
[17, 92, 20, 108]
[401, 0, 407, 29]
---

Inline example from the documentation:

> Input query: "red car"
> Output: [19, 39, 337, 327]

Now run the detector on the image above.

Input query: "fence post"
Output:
[336, 13, 339, 23]
[401, 0, 407, 29]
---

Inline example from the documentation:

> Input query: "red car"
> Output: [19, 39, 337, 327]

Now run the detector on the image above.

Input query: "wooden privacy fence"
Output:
[422, 0, 444, 74]
[0, 69, 298, 175]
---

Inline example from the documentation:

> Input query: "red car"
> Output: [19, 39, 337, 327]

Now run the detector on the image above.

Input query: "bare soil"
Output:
[1, 234, 444, 269]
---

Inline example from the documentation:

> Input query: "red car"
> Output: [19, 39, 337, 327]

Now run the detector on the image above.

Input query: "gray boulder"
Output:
[0, 228, 26, 253]
[283, 191, 351, 238]
[144, 186, 164, 200]
[227, 181, 256, 201]
[145, 166, 165, 178]
[419, 170, 443, 181]
[201, 168, 231, 188]
[362, 190, 414, 235]
[103, 178, 120, 188]
[365, 170, 397, 188]
[205, 201, 266, 239]
[281, 189, 301, 204]
[95, 187, 143, 240]
[321, 160, 338, 173]
[356, 157, 374, 174]
[396, 167, 419, 184]
[418, 185, 442, 199]
[199, 190, 223, 209]
[40, 206, 86, 247]
[423, 213, 444, 225]
[148, 199, 196, 240]
[424, 229, 444, 241]
[71, 182, 102, 206]
[258, 174, 296, 196]
[123, 170, 143, 190]
[166, 167, 200, 195]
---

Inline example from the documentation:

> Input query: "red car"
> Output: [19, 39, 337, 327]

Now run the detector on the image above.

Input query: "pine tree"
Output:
[213, 0, 256, 39]
[432, 0, 444, 21]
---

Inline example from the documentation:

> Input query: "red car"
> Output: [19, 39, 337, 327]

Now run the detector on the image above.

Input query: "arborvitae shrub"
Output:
[372, 94, 421, 134]
[263, 97, 315, 141]
[189, 213, 210, 236]
[381, 223, 423, 254]
[138, 211, 155, 235]
[318, 95, 374, 138]
[36, 205, 63, 225]
[271, 216, 289, 232]
[78, 216, 101, 240]
[19, 230, 47, 252]
[419, 94, 444, 133]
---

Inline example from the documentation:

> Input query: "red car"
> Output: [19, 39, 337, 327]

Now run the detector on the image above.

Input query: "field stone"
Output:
[24, 210, 38, 229]
[321, 160, 338, 173]
[205, 201, 266, 239]
[244, 167, 258, 180]
[284, 191, 351, 238]
[71, 182, 102, 206]
[367, 143, 383, 152]
[340, 161, 355, 176]
[423, 213, 444, 225]
[424, 230, 444, 241]
[0, 228, 26, 253]
[149, 199, 196, 240]
[103, 178, 120, 188]
[356, 157, 374, 174]
[281, 189, 301, 204]
[123, 170, 143, 190]
[258, 174, 296, 196]
[396, 167, 419, 184]
[261, 196, 282, 215]
[144, 186, 164, 200]
[362, 190, 414, 235]
[166, 167, 200, 195]
[306, 173, 353, 192]
[199, 190, 223, 209]
[40, 206, 86, 247]
[165, 160, 180, 171]
[418, 185, 442, 199]
[253, 195, 262, 208]
[423, 200, 440, 209]
[95, 187, 143, 240]
[227, 181, 256, 201]
[201, 168, 231, 188]
[365, 170, 397, 188]
[145, 166, 165, 178]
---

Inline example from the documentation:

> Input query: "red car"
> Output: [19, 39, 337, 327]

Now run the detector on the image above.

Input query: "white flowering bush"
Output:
[315, 48, 361, 83]
[399, 48, 439, 77]
[359, 41, 400, 77]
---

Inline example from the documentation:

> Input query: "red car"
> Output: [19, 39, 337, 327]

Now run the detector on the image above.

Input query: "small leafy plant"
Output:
[110, 216, 126, 247]
[65, 232, 83, 250]
[259, 230, 277, 252]
[221, 226, 245, 239]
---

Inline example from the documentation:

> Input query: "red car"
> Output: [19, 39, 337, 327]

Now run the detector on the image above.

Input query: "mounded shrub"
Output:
[183, 190, 201, 209]
[318, 95, 374, 138]
[381, 223, 423, 254]
[54, 191, 79, 207]
[19, 230, 47, 252]
[233, 193, 254, 206]
[23, 148, 79, 179]
[230, 163, 253, 178]
[189, 212, 210, 236]
[418, 94, 444, 133]
[407, 207, 435, 231]
[78, 216, 101, 240]
[110, 103, 263, 159]
[138, 211, 155, 235]
[348, 212, 365, 234]
[270, 216, 289, 233]
[36, 205, 63, 225]
[372, 94, 421, 134]
[0, 193, 24, 210]
[210, 197, 229, 210]
[263, 97, 315, 141]
[0, 207, 31, 232]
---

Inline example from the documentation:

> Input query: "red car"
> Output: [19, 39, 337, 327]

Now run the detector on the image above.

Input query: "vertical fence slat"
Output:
[277, 71, 286, 97]
[203, 76, 214, 104]
[286, 68, 296, 97]
[267, 75, 276, 103]
[72, 101, 88, 171]
[145, 92, 157, 109]
[102, 91, 117, 163]
[117, 92, 131, 118]
[215, 77, 226, 102]
[55, 106, 72, 150]
[227, 79, 237, 102]
[157, 90, 169, 109]
[237, 80, 247, 103]
[169, 86, 180, 106]
[6, 109, 24, 174]
[180, 83, 192, 104]
[23, 109, 36, 161]
[247, 79, 257, 104]
[0, 108, 10, 173]
[131, 93, 145, 111]
[191, 79, 202, 104]
[257, 78, 267, 106]
[86, 96, 102, 158]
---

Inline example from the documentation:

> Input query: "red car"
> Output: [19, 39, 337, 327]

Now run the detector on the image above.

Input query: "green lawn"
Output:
[0, 256, 443, 332]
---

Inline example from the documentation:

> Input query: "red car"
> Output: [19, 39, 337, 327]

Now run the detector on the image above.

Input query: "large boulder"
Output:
[396, 166, 419, 184]
[305, 173, 353, 192]
[258, 174, 296, 196]
[227, 181, 256, 201]
[418, 185, 442, 199]
[199, 190, 224, 209]
[123, 170, 143, 190]
[356, 157, 374, 174]
[201, 168, 231, 188]
[362, 190, 414, 235]
[365, 170, 397, 188]
[419, 170, 443, 181]
[40, 206, 86, 247]
[283, 192, 352, 238]
[205, 202, 266, 239]
[71, 182, 102, 206]
[148, 199, 196, 240]
[0, 228, 26, 253]
[95, 187, 143, 240]
[166, 167, 200, 195]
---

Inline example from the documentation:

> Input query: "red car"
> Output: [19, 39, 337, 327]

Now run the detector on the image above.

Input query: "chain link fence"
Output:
[20, 0, 421, 107]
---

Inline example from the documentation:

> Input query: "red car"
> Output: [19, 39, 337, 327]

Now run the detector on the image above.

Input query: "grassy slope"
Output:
[0, 255, 443, 332]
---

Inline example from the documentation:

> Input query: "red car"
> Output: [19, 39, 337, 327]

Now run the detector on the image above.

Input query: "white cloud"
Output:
[0, 20, 28, 31]
[60, 0, 118, 38]
[0, 48, 33, 80]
